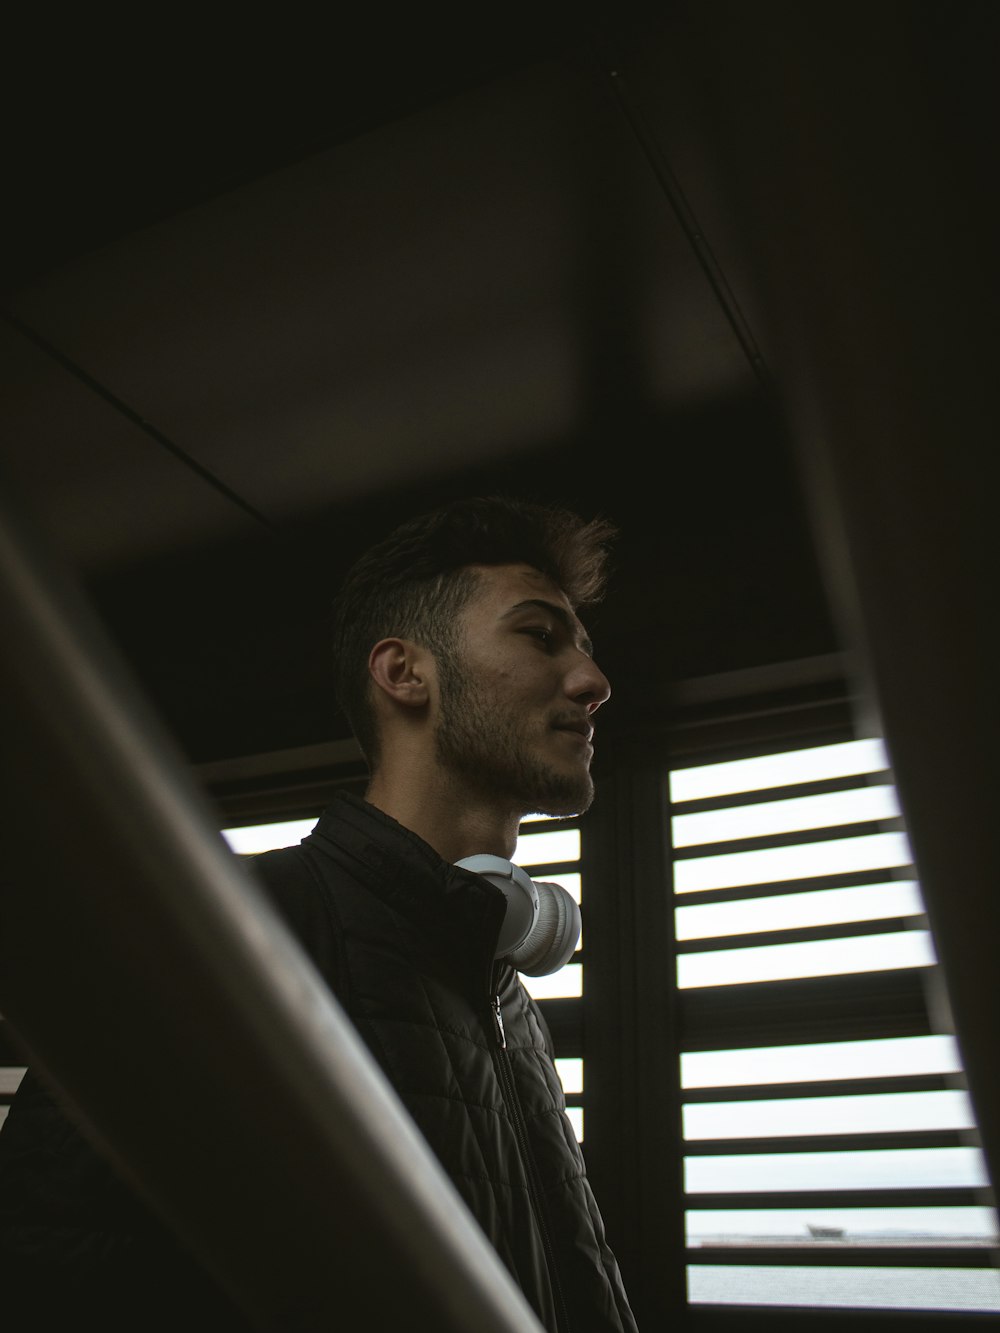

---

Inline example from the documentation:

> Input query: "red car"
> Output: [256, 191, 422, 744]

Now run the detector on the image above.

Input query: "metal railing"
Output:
[0, 486, 544, 1332]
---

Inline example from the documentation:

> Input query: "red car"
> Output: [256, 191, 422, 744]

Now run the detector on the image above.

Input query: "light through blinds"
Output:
[670, 738, 1000, 1312]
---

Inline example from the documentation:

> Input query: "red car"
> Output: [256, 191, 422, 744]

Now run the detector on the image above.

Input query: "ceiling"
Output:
[6, 2, 984, 765]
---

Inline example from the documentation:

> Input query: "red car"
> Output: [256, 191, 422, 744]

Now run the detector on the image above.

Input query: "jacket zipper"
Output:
[490, 989, 572, 1333]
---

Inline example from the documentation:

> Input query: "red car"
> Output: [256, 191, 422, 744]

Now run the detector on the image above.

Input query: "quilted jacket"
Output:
[0, 792, 637, 1331]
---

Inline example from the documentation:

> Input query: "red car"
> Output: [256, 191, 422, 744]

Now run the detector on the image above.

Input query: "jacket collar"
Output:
[308, 791, 508, 997]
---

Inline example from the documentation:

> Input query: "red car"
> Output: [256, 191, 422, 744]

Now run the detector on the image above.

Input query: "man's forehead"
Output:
[470, 563, 572, 610]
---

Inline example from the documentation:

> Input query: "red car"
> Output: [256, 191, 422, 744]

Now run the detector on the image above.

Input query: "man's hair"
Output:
[331, 494, 617, 767]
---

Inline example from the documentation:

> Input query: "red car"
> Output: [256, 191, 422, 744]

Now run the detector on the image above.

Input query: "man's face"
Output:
[433, 564, 611, 817]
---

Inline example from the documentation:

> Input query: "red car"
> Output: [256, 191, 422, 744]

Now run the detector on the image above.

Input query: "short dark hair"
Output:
[331, 495, 617, 767]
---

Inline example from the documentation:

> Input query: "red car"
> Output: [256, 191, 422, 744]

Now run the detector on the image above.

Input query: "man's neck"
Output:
[364, 769, 523, 865]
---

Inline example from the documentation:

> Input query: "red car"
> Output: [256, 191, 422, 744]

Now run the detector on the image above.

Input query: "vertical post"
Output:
[680, 0, 998, 1202]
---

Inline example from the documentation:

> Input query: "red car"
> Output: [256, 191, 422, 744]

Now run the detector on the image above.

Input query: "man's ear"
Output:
[368, 638, 431, 709]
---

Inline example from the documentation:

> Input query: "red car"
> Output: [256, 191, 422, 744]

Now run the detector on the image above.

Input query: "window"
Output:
[670, 738, 1000, 1312]
[516, 819, 586, 1140]
[0, 1063, 24, 1130]
[222, 818, 318, 855]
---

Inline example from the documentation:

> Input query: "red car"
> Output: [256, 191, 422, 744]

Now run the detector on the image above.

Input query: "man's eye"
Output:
[525, 627, 552, 644]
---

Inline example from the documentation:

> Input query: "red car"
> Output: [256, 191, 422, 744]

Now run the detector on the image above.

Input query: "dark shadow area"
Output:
[85, 390, 836, 763]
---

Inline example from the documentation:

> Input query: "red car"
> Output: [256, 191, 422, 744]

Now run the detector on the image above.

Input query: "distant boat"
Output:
[807, 1224, 846, 1239]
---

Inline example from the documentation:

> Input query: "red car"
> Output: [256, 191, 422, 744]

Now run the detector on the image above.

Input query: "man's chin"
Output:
[525, 775, 595, 819]
[437, 735, 595, 818]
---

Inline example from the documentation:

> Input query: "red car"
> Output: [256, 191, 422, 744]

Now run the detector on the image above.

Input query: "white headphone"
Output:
[454, 854, 581, 977]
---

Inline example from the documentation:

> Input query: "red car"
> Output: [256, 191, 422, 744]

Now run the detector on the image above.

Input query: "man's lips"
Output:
[554, 719, 594, 744]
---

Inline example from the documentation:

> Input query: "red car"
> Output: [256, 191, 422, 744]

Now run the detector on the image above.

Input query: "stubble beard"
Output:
[434, 661, 595, 818]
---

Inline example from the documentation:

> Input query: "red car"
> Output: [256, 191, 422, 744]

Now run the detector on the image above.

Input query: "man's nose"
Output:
[569, 656, 611, 712]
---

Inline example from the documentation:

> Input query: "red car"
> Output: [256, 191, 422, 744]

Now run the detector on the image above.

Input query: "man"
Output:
[0, 495, 637, 1331]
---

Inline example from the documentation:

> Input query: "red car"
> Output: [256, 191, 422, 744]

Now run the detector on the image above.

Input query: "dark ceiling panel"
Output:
[1, 10, 609, 293]
[0, 319, 265, 574]
[4, 44, 757, 569]
[1, 3, 843, 764]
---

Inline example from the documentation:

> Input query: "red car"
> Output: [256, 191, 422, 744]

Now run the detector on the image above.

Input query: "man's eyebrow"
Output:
[504, 598, 594, 656]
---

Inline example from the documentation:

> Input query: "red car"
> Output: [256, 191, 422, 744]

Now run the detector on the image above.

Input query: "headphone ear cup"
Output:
[506, 882, 581, 976]
[453, 856, 581, 976]
[454, 854, 539, 955]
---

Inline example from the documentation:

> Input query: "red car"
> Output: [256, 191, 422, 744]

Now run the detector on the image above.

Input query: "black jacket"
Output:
[0, 793, 637, 1331]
